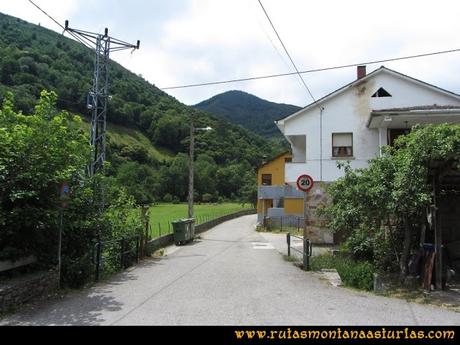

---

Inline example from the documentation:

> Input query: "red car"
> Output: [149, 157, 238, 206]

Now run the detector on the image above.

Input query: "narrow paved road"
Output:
[1, 215, 459, 325]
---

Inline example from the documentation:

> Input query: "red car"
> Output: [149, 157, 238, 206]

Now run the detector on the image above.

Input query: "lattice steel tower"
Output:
[64, 21, 140, 176]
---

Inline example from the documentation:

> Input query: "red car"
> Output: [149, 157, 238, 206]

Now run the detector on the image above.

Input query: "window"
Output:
[262, 174, 272, 186]
[372, 87, 392, 98]
[285, 157, 292, 163]
[332, 133, 353, 158]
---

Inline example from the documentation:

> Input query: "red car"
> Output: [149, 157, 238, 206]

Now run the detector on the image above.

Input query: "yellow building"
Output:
[257, 151, 304, 224]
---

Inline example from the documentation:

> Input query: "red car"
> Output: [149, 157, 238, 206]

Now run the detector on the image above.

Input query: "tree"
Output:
[195, 154, 217, 200]
[0, 90, 88, 261]
[116, 161, 160, 204]
[318, 124, 460, 278]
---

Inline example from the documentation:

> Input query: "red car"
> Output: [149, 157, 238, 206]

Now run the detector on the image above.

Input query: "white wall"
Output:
[283, 69, 460, 183]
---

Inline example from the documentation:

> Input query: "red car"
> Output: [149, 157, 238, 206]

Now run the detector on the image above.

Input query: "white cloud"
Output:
[1, 0, 460, 106]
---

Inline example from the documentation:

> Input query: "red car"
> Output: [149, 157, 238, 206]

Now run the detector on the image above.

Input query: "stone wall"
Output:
[305, 183, 335, 244]
[0, 269, 59, 313]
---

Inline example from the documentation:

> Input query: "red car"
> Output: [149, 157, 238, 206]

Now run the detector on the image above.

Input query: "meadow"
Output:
[148, 203, 252, 238]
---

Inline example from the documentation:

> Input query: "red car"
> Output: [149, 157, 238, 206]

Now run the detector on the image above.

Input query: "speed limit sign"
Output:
[297, 175, 314, 192]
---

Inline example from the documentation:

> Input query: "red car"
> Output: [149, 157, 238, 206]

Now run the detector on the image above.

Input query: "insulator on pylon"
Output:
[86, 93, 94, 110]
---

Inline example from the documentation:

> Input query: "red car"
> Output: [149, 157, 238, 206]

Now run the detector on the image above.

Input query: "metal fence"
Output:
[287, 232, 312, 270]
[263, 216, 304, 233]
[93, 235, 140, 281]
[149, 212, 251, 239]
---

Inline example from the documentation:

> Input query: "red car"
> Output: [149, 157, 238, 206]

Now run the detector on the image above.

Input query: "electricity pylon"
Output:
[64, 21, 140, 176]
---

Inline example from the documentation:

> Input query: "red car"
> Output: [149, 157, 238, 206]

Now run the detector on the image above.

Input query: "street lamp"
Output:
[188, 119, 212, 219]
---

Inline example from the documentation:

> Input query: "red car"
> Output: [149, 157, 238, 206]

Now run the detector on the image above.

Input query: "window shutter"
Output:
[333, 133, 352, 147]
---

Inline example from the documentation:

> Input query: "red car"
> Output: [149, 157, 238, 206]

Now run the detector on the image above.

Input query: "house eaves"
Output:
[258, 150, 291, 169]
[276, 66, 460, 130]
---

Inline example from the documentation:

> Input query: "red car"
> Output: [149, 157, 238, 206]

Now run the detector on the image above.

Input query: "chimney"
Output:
[357, 65, 366, 80]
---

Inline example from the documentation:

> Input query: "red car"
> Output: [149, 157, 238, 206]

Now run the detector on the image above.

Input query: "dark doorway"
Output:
[388, 128, 411, 147]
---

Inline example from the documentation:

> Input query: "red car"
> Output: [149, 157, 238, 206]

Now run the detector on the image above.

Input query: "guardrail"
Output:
[287, 232, 312, 271]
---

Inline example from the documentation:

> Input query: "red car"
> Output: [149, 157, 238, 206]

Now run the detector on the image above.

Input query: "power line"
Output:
[25, 0, 460, 99]
[161, 47, 460, 90]
[28, 0, 93, 49]
[257, 0, 317, 104]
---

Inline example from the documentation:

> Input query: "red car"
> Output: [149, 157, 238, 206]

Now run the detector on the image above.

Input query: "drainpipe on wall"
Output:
[320, 106, 324, 182]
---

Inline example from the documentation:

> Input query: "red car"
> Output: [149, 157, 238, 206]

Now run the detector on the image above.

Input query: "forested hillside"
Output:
[194, 90, 301, 138]
[0, 13, 282, 204]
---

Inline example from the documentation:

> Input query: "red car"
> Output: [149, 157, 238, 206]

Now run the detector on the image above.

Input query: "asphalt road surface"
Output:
[1, 215, 459, 325]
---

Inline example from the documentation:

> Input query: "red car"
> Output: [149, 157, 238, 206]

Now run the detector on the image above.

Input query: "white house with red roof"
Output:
[275, 66, 460, 243]
[276, 66, 460, 185]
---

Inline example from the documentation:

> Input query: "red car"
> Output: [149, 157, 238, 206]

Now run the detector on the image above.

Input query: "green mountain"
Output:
[0, 13, 282, 204]
[194, 90, 301, 138]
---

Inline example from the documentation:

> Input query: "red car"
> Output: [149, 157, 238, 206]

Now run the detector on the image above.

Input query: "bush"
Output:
[163, 193, 173, 203]
[0, 91, 89, 263]
[338, 260, 374, 291]
[0, 91, 145, 288]
[202, 193, 213, 203]
[311, 254, 375, 291]
[344, 226, 374, 261]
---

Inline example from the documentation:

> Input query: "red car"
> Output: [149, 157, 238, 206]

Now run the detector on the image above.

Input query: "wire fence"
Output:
[93, 235, 140, 281]
[148, 210, 250, 239]
[263, 216, 305, 235]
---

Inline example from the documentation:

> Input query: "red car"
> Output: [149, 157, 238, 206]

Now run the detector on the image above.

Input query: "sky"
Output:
[1, 0, 460, 107]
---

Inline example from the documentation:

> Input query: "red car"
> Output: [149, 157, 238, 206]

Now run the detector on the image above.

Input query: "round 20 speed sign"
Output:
[297, 175, 314, 192]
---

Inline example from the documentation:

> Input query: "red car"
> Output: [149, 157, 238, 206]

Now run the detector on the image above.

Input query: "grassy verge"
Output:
[148, 203, 252, 238]
[310, 253, 375, 291]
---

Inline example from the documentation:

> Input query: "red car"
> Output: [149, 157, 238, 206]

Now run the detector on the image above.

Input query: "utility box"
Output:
[172, 218, 195, 245]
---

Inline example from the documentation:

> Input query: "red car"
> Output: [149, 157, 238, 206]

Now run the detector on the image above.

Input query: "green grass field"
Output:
[148, 203, 252, 238]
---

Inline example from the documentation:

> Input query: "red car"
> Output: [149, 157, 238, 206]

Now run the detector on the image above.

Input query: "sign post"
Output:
[296, 175, 314, 270]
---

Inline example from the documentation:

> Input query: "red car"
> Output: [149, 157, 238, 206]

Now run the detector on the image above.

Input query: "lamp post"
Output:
[188, 118, 212, 219]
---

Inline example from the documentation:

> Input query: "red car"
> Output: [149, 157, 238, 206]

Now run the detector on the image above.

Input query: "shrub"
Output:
[163, 193, 173, 203]
[311, 254, 375, 291]
[202, 193, 213, 203]
[338, 260, 374, 291]
[344, 226, 374, 261]
[318, 124, 460, 278]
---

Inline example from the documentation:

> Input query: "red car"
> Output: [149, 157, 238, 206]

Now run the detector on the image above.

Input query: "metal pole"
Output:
[303, 191, 308, 270]
[57, 208, 63, 289]
[303, 239, 311, 270]
[136, 236, 140, 264]
[287, 233, 291, 257]
[188, 116, 195, 220]
[95, 242, 102, 282]
[303, 191, 308, 237]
